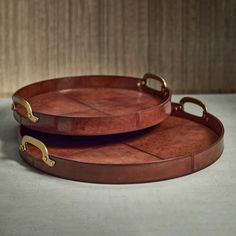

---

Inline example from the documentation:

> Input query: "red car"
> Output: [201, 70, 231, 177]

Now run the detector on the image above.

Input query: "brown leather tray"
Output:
[17, 97, 224, 184]
[12, 74, 171, 135]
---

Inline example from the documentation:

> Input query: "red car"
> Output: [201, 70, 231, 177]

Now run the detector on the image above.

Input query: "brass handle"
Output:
[142, 73, 167, 89]
[180, 97, 208, 113]
[19, 135, 55, 167]
[12, 95, 39, 122]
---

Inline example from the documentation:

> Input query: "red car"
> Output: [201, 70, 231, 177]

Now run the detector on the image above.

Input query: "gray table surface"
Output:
[0, 94, 235, 236]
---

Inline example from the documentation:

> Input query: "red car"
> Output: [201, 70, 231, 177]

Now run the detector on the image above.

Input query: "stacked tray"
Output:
[12, 74, 224, 184]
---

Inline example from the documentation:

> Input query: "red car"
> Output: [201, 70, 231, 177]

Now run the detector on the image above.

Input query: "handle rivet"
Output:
[204, 114, 209, 122]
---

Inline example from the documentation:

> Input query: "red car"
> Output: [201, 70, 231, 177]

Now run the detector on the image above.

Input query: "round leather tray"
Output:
[17, 97, 224, 184]
[12, 74, 171, 135]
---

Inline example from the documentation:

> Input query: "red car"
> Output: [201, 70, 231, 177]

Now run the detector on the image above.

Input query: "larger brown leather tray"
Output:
[17, 97, 224, 184]
[12, 74, 171, 135]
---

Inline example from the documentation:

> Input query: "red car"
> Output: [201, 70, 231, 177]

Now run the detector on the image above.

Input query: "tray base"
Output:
[18, 101, 224, 184]
[26, 88, 162, 117]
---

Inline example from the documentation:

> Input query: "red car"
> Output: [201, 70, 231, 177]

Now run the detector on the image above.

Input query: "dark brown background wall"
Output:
[0, 0, 235, 97]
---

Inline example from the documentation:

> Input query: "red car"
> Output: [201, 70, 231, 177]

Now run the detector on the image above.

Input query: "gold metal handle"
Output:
[19, 135, 55, 167]
[180, 97, 208, 113]
[142, 73, 167, 89]
[12, 95, 39, 122]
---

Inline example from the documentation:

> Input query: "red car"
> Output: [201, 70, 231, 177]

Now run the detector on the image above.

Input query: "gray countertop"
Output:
[0, 94, 235, 236]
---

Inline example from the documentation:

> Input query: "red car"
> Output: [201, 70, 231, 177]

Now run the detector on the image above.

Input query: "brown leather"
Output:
[12, 75, 171, 135]
[17, 100, 224, 184]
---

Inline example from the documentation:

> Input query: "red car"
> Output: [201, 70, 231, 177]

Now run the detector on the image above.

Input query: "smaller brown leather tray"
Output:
[12, 74, 171, 135]
[17, 97, 224, 184]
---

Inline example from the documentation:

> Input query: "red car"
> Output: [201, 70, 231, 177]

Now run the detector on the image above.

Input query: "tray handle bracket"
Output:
[12, 95, 39, 123]
[179, 97, 208, 115]
[139, 73, 167, 91]
[19, 135, 55, 167]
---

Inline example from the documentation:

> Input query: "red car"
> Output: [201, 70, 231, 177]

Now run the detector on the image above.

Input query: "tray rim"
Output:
[12, 74, 171, 119]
